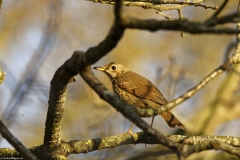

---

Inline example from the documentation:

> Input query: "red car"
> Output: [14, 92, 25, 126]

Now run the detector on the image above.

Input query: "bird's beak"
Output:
[93, 66, 106, 72]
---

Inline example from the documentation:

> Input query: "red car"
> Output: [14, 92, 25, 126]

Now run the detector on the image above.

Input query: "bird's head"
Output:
[94, 62, 128, 79]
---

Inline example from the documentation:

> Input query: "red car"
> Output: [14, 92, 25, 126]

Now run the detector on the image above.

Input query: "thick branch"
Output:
[205, 12, 240, 26]
[65, 134, 240, 157]
[80, 23, 125, 66]
[44, 63, 77, 148]
[180, 140, 240, 158]
[122, 17, 240, 34]
[1, 133, 240, 158]
[82, 0, 125, 65]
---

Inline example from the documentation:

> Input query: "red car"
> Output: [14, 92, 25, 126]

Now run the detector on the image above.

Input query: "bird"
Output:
[93, 62, 185, 134]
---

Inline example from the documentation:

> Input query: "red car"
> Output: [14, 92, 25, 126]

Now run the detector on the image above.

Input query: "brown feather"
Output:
[161, 112, 185, 130]
[116, 71, 185, 130]
[116, 71, 168, 105]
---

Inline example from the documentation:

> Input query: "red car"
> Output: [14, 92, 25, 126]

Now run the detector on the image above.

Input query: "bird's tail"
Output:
[160, 111, 185, 130]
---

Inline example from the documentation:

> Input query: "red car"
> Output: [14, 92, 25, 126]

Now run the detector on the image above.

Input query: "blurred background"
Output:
[0, 0, 240, 159]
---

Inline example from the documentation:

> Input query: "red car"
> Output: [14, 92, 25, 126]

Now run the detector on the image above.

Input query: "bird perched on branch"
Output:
[94, 62, 185, 134]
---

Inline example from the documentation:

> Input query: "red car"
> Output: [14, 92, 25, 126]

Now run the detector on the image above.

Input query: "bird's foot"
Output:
[126, 128, 134, 137]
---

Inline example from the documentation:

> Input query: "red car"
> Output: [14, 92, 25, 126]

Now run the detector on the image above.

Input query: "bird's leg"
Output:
[126, 123, 134, 136]
[150, 116, 155, 127]
[145, 116, 155, 147]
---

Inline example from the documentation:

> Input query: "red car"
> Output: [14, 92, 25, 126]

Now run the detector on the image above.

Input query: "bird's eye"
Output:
[111, 65, 116, 70]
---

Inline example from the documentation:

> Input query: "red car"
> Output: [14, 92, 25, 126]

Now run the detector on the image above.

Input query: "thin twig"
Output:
[88, 0, 217, 11]
[161, 1, 218, 10]
[209, 0, 229, 19]
[158, 64, 226, 113]
[177, 9, 185, 37]
[156, 11, 171, 20]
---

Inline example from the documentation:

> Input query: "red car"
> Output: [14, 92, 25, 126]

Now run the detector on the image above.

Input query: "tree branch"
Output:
[65, 134, 240, 158]
[122, 17, 240, 34]
[157, 63, 227, 113]
[88, 0, 217, 11]
[205, 12, 240, 26]
[1, 133, 240, 158]
[44, 63, 77, 148]
[208, 0, 229, 19]
[0, 120, 39, 160]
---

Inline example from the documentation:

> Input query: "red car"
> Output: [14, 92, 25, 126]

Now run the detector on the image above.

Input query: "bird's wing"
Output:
[117, 71, 168, 105]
